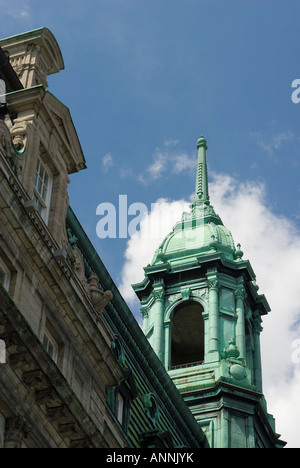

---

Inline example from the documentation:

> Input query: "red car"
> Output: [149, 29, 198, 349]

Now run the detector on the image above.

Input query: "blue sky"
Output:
[1, 0, 300, 447]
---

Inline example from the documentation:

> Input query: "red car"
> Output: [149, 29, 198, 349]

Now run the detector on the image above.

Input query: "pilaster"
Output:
[206, 273, 220, 362]
[151, 280, 165, 363]
[252, 310, 263, 393]
[235, 284, 246, 362]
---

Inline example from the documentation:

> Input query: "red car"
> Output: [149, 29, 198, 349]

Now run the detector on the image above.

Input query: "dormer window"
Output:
[33, 159, 52, 223]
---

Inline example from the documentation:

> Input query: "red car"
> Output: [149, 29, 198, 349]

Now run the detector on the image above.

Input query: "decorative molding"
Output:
[207, 278, 219, 291]
[72, 247, 89, 292]
[180, 287, 191, 301]
[152, 290, 165, 302]
[234, 287, 246, 301]
[88, 272, 113, 314]
[166, 293, 181, 305]
[140, 304, 150, 318]
[192, 287, 209, 302]
[0, 121, 20, 175]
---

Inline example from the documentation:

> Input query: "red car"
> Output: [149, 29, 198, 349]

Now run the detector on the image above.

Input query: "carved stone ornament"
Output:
[167, 293, 181, 305]
[224, 338, 240, 359]
[140, 304, 150, 318]
[234, 287, 246, 301]
[0, 121, 12, 156]
[10, 120, 29, 154]
[88, 272, 113, 314]
[207, 278, 219, 291]
[0, 121, 20, 174]
[229, 363, 246, 381]
[152, 289, 165, 303]
[181, 287, 191, 301]
[192, 288, 209, 302]
[72, 247, 89, 292]
[11, 118, 37, 175]
[5, 416, 27, 448]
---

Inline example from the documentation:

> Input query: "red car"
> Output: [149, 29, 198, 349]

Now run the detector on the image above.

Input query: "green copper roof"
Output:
[151, 137, 240, 266]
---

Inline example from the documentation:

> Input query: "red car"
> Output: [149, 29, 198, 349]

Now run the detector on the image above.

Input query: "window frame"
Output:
[116, 391, 125, 425]
[42, 326, 60, 365]
[0, 79, 6, 104]
[33, 159, 53, 224]
[0, 339, 6, 364]
[0, 259, 11, 291]
[170, 301, 205, 369]
[106, 385, 131, 432]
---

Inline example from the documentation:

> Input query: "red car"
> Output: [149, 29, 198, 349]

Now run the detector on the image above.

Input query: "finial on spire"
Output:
[194, 136, 209, 205]
[197, 136, 208, 150]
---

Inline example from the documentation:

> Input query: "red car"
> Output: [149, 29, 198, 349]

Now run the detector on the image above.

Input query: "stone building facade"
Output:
[0, 28, 207, 449]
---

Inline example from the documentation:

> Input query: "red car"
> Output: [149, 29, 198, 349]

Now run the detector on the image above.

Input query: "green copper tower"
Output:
[133, 137, 285, 448]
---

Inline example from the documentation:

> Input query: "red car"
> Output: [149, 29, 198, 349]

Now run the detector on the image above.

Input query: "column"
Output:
[152, 283, 165, 363]
[253, 311, 263, 393]
[235, 286, 246, 361]
[164, 320, 172, 370]
[207, 276, 220, 361]
[140, 303, 149, 334]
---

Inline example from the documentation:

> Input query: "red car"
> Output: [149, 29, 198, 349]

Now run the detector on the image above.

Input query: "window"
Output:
[0, 79, 6, 104]
[116, 392, 125, 424]
[0, 267, 6, 286]
[33, 159, 52, 223]
[220, 287, 235, 313]
[43, 329, 59, 364]
[171, 302, 204, 369]
[107, 387, 130, 430]
[0, 340, 6, 364]
[0, 261, 11, 291]
[72, 371, 85, 401]
[106, 369, 137, 432]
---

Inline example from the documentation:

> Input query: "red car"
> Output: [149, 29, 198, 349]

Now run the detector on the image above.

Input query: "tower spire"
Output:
[194, 136, 209, 205]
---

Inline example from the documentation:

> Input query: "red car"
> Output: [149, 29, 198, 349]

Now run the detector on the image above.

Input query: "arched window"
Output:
[171, 301, 204, 369]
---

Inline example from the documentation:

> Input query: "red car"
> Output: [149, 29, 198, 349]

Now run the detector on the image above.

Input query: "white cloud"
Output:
[101, 153, 114, 172]
[0, 0, 31, 22]
[140, 150, 168, 182]
[119, 172, 300, 447]
[173, 152, 197, 174]
[139, 140, 196, 184]
[250, 130, 294, 159]
[118, 197, 191, 304]
[209, 174, 300, 448]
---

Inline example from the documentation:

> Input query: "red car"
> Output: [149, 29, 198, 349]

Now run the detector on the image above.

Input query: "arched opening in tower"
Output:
[171, 302, 204, 369]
